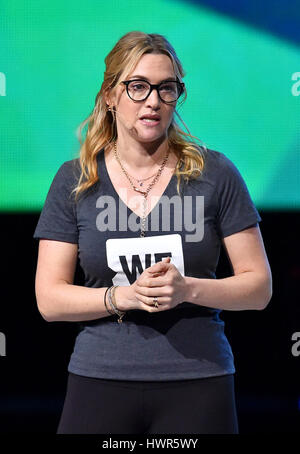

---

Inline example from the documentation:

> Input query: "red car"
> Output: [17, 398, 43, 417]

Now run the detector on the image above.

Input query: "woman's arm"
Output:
[35, 239, 151, 322]
[185, 225, 273, 310]
[35, 239, 114, 322]
[134, 225, 272, 312]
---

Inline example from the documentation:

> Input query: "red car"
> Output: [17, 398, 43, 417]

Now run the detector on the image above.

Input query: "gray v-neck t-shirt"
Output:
[33, 148, 261, 381]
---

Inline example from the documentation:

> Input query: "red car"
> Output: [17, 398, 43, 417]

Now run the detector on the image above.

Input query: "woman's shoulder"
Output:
[59, 157, 81, 172]
[199, 147, 233, 176]
[203, 147, 230, 165]
[187, 147, 245, 190]
[54, 157, 81, 183]
[45, 158, 82, 199]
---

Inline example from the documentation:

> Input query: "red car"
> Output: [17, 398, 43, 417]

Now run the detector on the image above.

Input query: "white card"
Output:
[106, 234, 185, 286]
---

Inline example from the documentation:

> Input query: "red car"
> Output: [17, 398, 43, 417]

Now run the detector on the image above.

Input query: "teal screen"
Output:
[1, 0, 299, 211]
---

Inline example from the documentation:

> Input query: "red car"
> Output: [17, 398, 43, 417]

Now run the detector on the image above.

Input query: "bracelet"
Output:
[112, 286, 127, 316]
[104, 286, 115, 315]
[108, 285, 126, 323]
[109, 286, 126, 320]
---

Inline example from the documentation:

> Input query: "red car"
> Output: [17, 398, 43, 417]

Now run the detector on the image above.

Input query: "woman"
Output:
[33, 31, 272, 434]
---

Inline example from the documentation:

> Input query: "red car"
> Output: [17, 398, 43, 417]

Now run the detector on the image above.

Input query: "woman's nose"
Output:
[145, 88, 161, 107]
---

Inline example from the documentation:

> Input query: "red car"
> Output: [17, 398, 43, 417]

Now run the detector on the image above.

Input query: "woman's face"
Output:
[108, 53, 178, 145]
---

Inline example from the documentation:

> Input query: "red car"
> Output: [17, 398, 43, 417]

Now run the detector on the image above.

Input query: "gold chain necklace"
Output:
[129, 172, 158, 187]
[113, 141, 170, 237]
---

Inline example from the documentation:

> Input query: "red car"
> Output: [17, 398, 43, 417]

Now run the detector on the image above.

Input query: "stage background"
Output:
[0, 0, 299, 433]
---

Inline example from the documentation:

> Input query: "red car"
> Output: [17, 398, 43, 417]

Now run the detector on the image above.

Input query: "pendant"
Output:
[139, 182, 143, 186]
[133, 187, 147, 195]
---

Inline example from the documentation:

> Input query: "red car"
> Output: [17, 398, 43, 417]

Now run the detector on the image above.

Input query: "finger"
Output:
[138, 301, 168, 313]
[136, 278, 166, 288]
[148, 258, 171, 274]
[149, 271, 164, 277]
[137, 294, 169, 307]
[135, 285, 165, 297]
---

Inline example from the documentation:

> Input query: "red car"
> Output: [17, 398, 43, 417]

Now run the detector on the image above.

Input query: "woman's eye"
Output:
[132, 83, 147, 91]
[160, 84, 174, 92]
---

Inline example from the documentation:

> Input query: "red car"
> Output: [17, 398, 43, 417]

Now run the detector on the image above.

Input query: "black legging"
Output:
[57, 372, 239, 434]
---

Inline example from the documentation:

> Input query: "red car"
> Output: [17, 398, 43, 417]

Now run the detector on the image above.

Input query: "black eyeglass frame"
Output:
[121, 79, 185, 104]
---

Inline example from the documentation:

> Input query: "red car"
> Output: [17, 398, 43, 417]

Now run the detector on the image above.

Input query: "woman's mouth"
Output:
[139, 115, 161, 127]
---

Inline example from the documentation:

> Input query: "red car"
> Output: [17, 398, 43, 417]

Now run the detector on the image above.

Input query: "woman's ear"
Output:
[104, 89, 110, 108]
[105, 85, 118, 108]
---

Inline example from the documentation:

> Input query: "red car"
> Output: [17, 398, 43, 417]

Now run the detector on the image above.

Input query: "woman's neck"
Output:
[111, 137, 171, 173]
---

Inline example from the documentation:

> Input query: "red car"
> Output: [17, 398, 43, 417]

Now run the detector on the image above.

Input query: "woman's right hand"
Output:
[113, 259, 169, 312]
[113, 283, 141, 312]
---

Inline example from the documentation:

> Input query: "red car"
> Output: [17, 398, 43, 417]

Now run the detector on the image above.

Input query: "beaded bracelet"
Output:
[108, 285, 126, 323]
[110, 286, 126, 323]
[104, 286, 115, 315]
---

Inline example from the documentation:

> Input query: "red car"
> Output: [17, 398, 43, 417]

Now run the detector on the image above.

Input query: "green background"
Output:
[1, 0, 299, 211]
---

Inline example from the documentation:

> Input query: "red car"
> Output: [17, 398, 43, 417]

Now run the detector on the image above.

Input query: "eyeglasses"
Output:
[121, 79, 185, 103]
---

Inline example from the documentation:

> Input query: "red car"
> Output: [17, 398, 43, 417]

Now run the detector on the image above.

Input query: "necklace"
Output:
[119, 169, 158, 187]
[131, 173, 158, 187]
[113, 141, 170, 237]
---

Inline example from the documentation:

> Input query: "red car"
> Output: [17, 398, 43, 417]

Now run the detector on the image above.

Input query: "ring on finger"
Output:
[152, 297, 159, 308]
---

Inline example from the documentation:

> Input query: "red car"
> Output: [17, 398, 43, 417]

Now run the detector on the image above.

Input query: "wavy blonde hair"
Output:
[73, 31, 207, 200]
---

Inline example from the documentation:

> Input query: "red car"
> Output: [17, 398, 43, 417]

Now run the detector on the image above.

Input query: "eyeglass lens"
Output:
[127, 81, 181, 102]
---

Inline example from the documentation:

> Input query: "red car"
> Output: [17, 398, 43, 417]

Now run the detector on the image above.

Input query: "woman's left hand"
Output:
[134, 257, 188, 312]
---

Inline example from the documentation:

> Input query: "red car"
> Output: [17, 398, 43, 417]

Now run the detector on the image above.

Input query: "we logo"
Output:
[106, 234, 185, 286]
[119, 252, 175, 284]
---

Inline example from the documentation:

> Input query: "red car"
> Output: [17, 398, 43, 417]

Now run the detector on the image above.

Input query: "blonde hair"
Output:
[73, 31, 207, 200]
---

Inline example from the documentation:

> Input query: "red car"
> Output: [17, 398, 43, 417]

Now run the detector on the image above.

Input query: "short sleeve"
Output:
[216, 152, 262, 238]
[33, 160, 79, 244]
